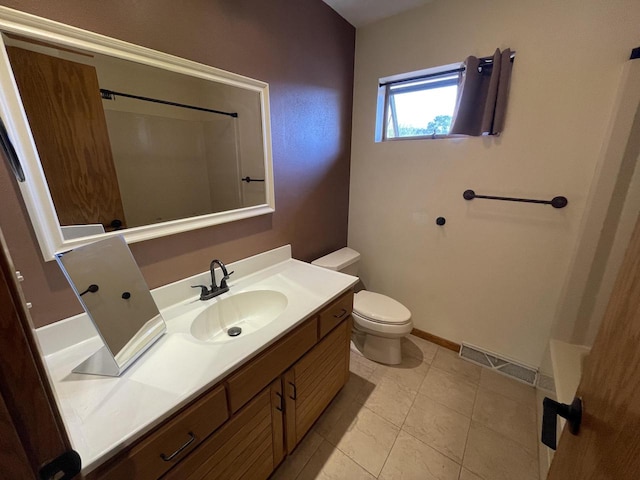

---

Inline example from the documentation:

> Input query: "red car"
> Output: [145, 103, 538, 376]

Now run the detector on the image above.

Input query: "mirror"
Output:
[56, 235, 166, 377]
[0, 8, 274, 260]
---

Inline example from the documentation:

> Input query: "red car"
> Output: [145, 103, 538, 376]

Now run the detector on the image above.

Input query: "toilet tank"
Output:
[312, 247, 360, 276]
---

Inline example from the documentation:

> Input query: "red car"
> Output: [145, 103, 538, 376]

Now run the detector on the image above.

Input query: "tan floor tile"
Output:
[297, 439, 375, 480]
[459, 468, 483, 480]
[402, 393, 470, 463]
[472, 389, 538, 454]
[356, 374, 417, 426]
[479, 369, 536, 407]
[419, 366, 478, 417]
[370, 355, 430, 391]
[324, 403, 400, 477]
[343, 371, 374, 402]
[350, 350, 377, 379]
[315, 368, 376, 438]
[431, 348, 481, 383]
[402, 335, 439, 363]
[314, 387, 359, 439]
[271, 430, 323, 480]
[463, 422, 538, 480]
[379, 430, 460, 480]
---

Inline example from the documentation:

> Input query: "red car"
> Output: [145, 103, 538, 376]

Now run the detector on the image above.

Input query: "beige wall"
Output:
[348, 0, 640, 367]
[552, 61, 640, 349]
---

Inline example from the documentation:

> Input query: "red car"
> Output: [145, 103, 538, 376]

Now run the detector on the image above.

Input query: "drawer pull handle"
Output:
[275, 391, 284, 412]
[160, 432, 196, 462]
[288, 381, 297, 400]
[333, 308, 347, 319]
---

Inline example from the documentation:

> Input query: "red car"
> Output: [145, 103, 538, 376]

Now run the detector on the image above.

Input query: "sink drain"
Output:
[228, 326, 242, 337]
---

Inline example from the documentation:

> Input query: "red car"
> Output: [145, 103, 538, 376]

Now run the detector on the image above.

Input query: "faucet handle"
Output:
[220, 270, 234, 289]
[191, 285, 211, 299]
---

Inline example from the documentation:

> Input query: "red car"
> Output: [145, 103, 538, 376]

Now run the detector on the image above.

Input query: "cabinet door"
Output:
[284, 319, 351, 451]
[163, 381, 283, 480]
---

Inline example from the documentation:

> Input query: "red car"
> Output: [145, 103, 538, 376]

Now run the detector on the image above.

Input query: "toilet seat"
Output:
[353, 291, 411, 325]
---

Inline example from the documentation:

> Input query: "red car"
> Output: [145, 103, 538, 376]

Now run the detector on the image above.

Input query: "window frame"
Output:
[376, 62, 463, 142]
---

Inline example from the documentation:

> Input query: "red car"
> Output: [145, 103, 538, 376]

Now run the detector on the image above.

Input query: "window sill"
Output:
[379, 133, 466, 142]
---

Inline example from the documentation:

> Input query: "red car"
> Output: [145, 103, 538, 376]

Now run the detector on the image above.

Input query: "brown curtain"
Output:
[450, 48, 513, 136]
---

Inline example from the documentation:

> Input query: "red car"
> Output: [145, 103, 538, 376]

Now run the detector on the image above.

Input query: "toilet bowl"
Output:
[311, 248, 413, 365]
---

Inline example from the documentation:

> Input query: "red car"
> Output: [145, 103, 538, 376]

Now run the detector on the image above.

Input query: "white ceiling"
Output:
[322, 0, 433, 27]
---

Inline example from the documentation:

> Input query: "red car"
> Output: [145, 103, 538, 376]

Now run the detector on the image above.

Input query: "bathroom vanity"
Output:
[36, 246, 358, 479]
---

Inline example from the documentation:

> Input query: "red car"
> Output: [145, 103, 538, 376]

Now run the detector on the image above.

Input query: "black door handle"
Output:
[541, 396, 582, 450]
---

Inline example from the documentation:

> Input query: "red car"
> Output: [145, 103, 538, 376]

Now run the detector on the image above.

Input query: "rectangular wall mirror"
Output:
[0, 7, 274, 260]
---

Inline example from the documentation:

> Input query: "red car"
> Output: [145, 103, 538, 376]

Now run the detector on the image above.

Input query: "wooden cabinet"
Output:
[163, 381, 283, 480]
[226, 318, 318, 413]
[88, 290, 353, 480]
[87, 385, 228, 480]
[284, 318, 351, 452]
[318, 291, 353, 339]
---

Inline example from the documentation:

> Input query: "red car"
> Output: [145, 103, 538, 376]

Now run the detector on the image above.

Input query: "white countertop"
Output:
[36, 245, 358, 474]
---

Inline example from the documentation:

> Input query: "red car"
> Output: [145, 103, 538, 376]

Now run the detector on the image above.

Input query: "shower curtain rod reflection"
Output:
[99, 89, 238, 118]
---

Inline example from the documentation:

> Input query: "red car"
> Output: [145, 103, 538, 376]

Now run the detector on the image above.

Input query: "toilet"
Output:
[312, 247, 412, 365]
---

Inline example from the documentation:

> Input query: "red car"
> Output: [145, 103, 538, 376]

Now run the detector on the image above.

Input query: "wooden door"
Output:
[548, 212, 640, 479]
[7, 46, 126, 230]
[0, 228, 79, 479]
[284, 319, 350, 452]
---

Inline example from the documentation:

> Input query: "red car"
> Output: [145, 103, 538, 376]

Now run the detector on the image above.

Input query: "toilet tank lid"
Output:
[311, 247, 360, 271]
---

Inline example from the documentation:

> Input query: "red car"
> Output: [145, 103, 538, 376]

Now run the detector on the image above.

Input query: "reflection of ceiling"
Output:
[322, 0, 433, 27]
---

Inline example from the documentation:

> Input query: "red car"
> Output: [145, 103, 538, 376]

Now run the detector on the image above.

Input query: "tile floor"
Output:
[271, 335, 540, 480]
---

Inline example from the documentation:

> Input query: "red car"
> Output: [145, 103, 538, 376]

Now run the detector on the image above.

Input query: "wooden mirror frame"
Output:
[0, 7, 275, 261]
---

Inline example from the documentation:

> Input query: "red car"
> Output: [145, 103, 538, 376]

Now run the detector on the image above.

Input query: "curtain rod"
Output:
[379, 51, 516, 88]
[99, 89, 238, 118]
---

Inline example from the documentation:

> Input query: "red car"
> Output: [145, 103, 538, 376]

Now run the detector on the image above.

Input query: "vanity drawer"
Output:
[318, 290, 353, 339]
[91, 384, 228, 480]
[163, 385, 277, 480]
[226, 317, 318, 413]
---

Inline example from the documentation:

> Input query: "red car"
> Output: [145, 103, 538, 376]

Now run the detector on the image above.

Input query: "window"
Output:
[377, 64, 461, 141]
[376, 50, 515, 141]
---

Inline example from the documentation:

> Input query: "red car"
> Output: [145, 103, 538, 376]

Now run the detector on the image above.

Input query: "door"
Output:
[7, 45, 127, 231]
[547, 211, 640, 479]
[0, 228, 80, 479]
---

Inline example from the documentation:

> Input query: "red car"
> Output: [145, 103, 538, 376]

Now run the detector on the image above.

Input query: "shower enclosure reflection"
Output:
[0, 23, 274, 259]
[2, 31, 270, 243]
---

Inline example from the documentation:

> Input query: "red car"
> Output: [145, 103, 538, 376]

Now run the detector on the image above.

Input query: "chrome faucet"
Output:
[191, 259, 234, 300]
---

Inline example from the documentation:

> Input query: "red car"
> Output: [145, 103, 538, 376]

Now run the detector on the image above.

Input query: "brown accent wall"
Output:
[0, 0, 355, 327]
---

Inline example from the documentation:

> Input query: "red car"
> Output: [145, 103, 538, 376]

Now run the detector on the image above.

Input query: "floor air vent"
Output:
[459, 343, 538, 386]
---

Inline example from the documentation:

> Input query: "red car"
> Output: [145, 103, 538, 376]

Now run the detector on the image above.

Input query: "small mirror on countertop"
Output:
[55, 235, 166, 377]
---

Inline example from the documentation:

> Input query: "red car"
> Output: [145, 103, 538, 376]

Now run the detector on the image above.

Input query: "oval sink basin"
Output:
[190, 290, 288, 342]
